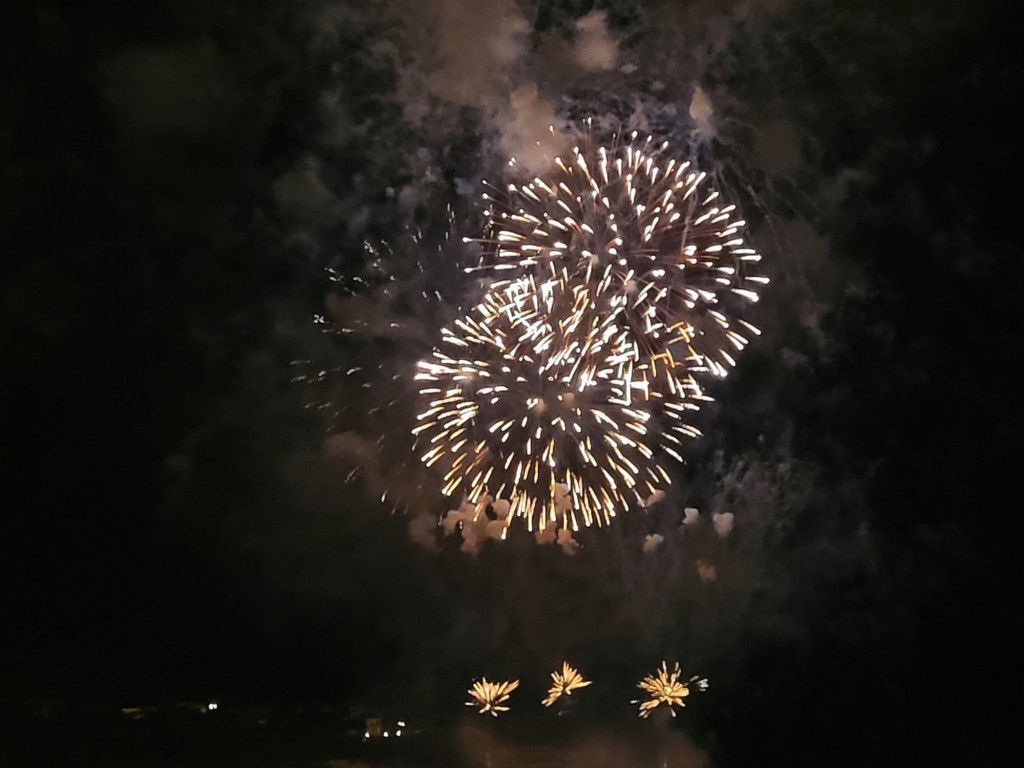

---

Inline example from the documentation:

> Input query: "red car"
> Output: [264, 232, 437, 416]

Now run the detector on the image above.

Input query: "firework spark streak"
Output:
[633, 661, 708, 718]
[466, 677, 520, 716]
[468, 126, 766, 379]
[413, 275, 707, 532]
[542, 661, 593, 707]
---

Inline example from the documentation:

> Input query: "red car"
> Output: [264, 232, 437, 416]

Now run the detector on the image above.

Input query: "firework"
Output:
[633, 661, 708, 718]
[466, 677, 520, 717]
[413, 275, 707, 532]
[468, 125, 766, 378]
[311, 123, 767, 547]
[542, 662, 593, 707]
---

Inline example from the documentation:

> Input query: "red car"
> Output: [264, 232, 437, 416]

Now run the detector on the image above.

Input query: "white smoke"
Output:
[643, 489, 666, 509]
[689, 85, 715, 144]
[407, 511, 441, 552]
[390, 0, 529, 114]
[696, 560, 717, 583]
[642, 533, 665, 554]
[572, 11, 618, 72]
[713, 511, 735, 538]
[556, 527, 580, 555]
[535, 521, 558, 545]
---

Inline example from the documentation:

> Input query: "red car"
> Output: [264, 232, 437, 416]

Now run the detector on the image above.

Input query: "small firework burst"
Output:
[633, 661, 708, 719]
[413, 275, 706, 532]
[542, 661, 593, 707]
[468, 124, 766, 379]
[466, 677, 521, 717]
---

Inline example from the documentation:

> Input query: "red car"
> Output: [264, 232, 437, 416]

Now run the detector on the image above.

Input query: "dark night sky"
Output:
[3, 1, 1023, 765]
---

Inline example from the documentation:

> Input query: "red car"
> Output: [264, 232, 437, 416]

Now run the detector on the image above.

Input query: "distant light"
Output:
[383, 731, 389, 738]
[207, 702, 219, 711]
[363, 731, 370, 739]
[396, 729, 402, 737]
[397, 720, 406, 727]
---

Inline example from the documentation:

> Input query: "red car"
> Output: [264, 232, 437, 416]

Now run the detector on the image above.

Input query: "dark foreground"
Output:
[2, 699, 707, 768]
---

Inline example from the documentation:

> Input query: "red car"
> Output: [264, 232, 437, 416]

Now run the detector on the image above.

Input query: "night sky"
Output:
[4, 1, 1022, 766]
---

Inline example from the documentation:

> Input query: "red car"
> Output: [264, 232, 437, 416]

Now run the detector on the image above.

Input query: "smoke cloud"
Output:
[572, 11, 619, 72]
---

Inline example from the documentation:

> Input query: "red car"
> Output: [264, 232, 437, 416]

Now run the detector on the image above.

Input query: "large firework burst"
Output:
[309, 122, 768, 545]
[633, 661, 708, 719]
[468, 125, 766, 378]
[414, 275, 707, 532]
[466, 677, 520, 717]
[542, 661, 593, 707]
